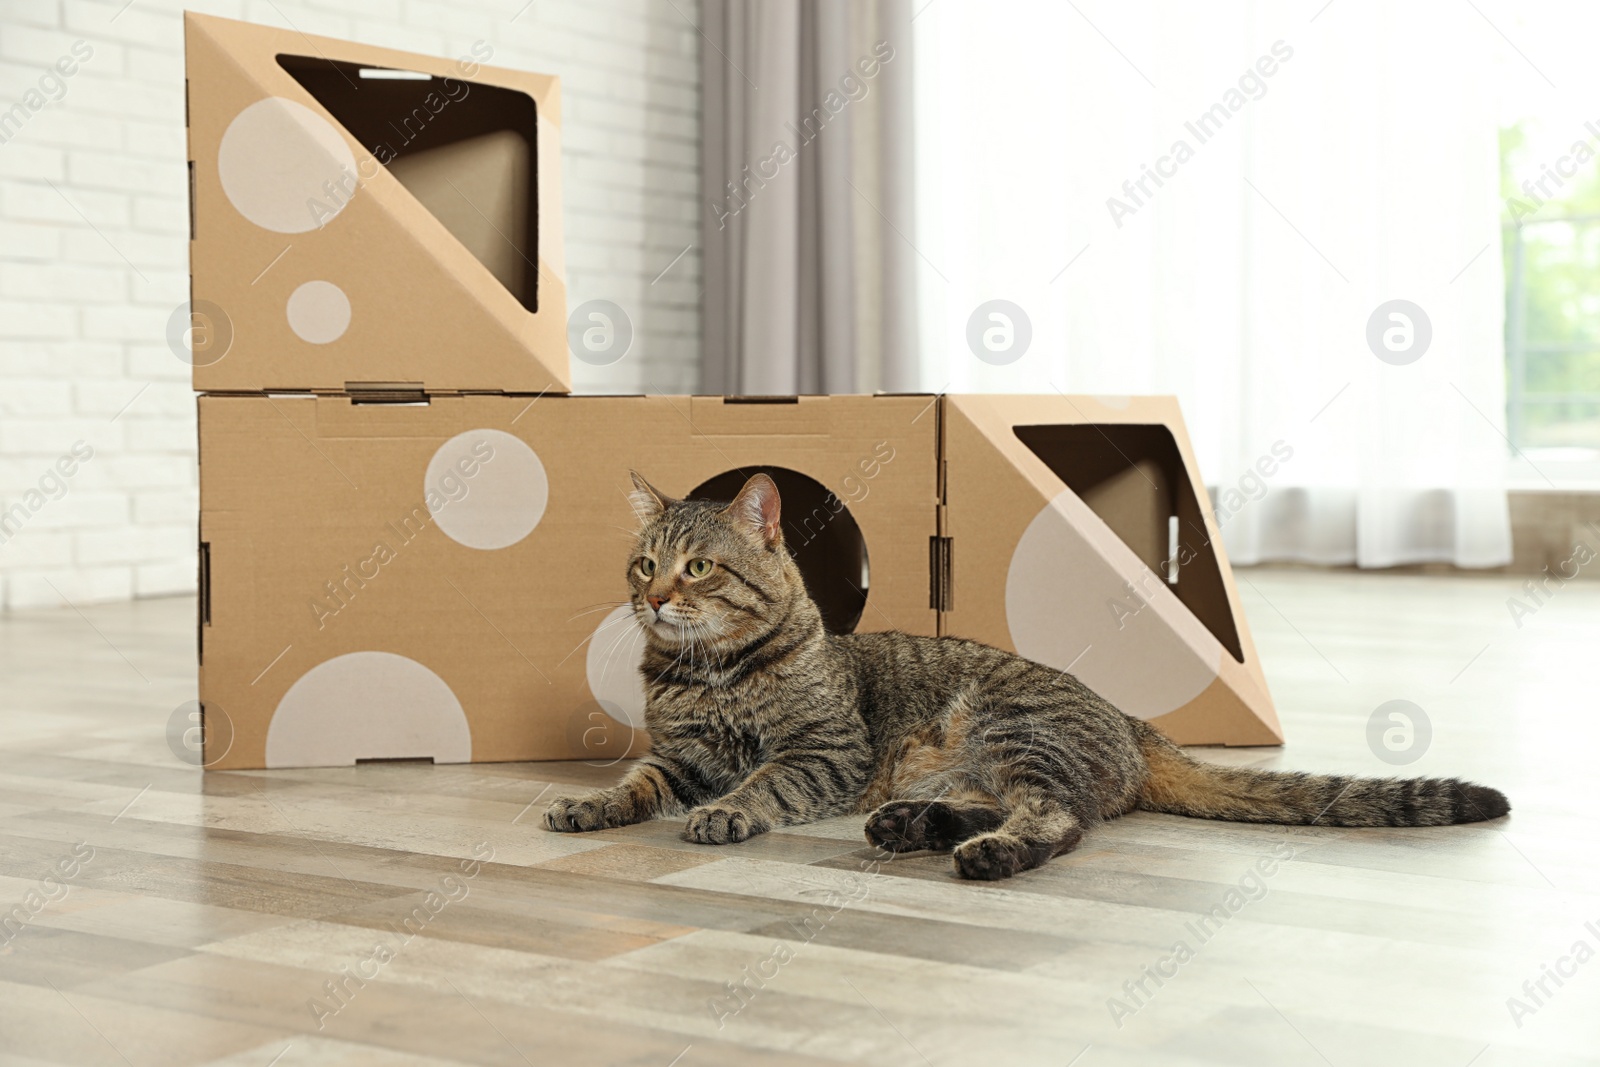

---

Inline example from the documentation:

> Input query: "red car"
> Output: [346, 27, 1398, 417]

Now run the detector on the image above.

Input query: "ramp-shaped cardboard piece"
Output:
[940, 395, 1283, 746]
[184, 13, 567, 394]
[197, 394, 938, 770]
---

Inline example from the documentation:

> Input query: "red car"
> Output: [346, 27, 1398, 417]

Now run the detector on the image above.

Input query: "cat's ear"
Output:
[627, 471, 677, 524]
[729, 473, 782, 547]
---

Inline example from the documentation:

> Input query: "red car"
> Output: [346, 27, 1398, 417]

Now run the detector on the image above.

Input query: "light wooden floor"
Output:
[1, 570, 1597, 1067]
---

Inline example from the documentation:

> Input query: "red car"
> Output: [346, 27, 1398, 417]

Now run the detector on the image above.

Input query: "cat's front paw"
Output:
[683, 805, 764, 845]
[543, 793, 622, 833]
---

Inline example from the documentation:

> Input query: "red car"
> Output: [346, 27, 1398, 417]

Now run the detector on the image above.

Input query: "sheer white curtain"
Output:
[911, 0, 1513, 568]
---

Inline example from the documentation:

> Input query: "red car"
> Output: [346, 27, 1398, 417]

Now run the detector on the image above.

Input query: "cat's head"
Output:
[625, 471, 802, 652]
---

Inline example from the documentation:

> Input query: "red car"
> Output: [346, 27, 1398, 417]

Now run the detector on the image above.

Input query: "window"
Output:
[1501, 120, 1600, 486]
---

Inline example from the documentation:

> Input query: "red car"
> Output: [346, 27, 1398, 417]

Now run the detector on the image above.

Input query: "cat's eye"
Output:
[638, 557, 656, 577]
[685, 558, 714, 579]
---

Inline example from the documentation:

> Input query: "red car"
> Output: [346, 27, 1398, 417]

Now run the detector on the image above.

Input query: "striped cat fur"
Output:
[544, 473, 1510, 880]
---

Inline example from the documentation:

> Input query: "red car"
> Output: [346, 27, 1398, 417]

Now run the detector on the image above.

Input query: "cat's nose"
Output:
[647, 595, 666, 611]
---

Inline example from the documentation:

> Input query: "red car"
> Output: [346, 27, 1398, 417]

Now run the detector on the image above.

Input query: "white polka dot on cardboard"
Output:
[1007, 489, 1221, 720]
[218, 97, 357, 234]
[286, 280, 351, 344]
[266, 651, 472, 767]
[585, 604, 647, 730]
[424, 429, 547, 550]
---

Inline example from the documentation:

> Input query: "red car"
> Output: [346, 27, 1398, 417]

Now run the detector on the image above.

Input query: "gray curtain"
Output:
[700, 0, 919, 395]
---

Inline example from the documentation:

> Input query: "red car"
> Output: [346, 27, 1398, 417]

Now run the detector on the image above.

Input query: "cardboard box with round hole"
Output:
[196, 393, 939, 769]
[196, 392, 1281, 770]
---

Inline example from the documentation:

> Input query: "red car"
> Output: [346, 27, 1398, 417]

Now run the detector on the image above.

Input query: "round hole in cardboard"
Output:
[689, 467, 869, 634]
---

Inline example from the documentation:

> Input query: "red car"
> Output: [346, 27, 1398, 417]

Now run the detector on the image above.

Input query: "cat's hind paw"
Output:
[865, 798, 1006, 853]
[865, 800, 953, 852]
[953, 832, 1029, 880]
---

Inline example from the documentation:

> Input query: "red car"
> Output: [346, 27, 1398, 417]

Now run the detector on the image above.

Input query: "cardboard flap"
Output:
[941, 394, 1281, 746]
[185, 13, 569, 395]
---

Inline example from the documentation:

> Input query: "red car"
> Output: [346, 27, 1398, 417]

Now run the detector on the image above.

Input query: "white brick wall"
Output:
[0, 0, 703, 610]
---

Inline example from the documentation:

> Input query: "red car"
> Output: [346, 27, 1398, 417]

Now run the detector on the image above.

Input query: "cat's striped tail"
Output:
[1136, 731, 1509, 827]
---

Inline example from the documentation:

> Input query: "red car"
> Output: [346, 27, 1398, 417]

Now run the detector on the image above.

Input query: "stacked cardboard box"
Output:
[185, 14, 1282, 770]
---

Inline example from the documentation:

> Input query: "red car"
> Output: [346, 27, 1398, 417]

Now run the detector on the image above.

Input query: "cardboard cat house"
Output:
[196, 392, 1279, 770]
[196, 394, 940, 769]
[184, 12, 566, 394]
[940, 395, 1279, 746]
[186, 15, 1282, 770]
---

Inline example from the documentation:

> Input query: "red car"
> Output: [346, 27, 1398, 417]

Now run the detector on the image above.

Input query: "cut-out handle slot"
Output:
[358, 67, 431, 80]
[197, 541, 210, 666]
[929, 535, 954, 611]
[347, 383, 429, 405]
[1167, 515, 1180, 584]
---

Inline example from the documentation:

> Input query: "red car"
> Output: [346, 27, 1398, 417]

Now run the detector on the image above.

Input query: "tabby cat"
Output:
[543, 472, 1510, 880]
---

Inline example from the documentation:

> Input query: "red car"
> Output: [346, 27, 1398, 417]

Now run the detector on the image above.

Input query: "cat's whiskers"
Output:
[593, 611, 644, 691]
[589, 627, 625, 678]
[648, 614, 698, 684]
[681, 611, 727, 677]
[658, 637, 694, 683]
[566, 600, 629, 623]
[554, 605, 641, 668]
[688, 617, 716, 675]
[681, 619, 700, 676]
